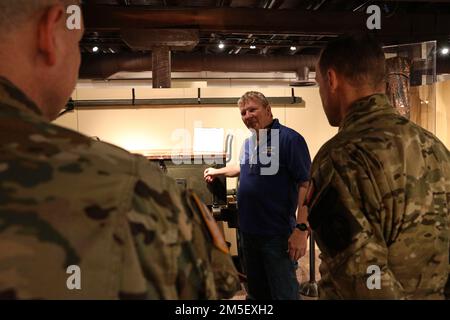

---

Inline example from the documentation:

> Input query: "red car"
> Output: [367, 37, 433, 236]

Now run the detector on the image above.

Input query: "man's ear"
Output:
[38, 4, 65, 66]
[327, 68, 339, 93]
[266, 105, 272, 117]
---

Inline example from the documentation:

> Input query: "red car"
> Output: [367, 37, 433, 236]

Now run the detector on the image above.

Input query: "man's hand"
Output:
[288, 229, 308, 262]
[204, 167, 218, 183]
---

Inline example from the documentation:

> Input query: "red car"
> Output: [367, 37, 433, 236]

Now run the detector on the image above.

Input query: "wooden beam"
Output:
[82, 6, 450, 42]
[152, 47, 171, 88]
[121, 29, 199, 51]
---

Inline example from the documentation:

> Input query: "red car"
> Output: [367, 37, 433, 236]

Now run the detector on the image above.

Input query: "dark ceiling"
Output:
[78, 0, 450, 80]
[81, 0, 450, 56]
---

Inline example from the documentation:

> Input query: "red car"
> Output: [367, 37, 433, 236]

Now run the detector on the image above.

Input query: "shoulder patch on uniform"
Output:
[189, 191, 229, 254]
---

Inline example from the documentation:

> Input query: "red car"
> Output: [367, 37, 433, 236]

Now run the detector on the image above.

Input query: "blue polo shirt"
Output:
[237, 119, 311, 236]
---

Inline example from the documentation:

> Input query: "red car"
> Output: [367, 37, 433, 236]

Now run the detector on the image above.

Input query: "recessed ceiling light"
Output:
[290, 46, 297, 51]
[250, 45, 256, 49]
[218, 43, 225, 49]
[441, 47, 449, 55]
[92, 46, 99, 52]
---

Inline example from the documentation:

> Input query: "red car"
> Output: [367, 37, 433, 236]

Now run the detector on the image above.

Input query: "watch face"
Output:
[296, 223, 308, 231]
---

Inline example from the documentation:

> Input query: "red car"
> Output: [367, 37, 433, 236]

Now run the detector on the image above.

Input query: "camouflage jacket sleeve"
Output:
[117, 156, 240, 300]
[307, 145, 405, 299]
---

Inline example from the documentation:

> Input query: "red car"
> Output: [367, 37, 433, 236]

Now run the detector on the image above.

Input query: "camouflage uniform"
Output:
[0, 77, 240, 299]
[306, 94, 450, 299]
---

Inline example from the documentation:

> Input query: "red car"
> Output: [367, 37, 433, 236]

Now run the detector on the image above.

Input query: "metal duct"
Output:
[79, 53, 319, 79]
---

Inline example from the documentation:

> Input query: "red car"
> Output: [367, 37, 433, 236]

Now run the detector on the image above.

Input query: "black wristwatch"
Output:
[295, 223, 309, 232]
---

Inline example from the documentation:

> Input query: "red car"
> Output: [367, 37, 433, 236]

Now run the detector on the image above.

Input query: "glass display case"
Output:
[383, 41, 437, 133]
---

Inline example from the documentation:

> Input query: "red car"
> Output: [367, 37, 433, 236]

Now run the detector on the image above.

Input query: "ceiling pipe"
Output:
[79, 53, 319, 79]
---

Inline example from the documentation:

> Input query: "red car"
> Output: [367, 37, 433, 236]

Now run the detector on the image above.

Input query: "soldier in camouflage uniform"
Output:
[307, 34, 450, 299]
[0, 0, 240, 299]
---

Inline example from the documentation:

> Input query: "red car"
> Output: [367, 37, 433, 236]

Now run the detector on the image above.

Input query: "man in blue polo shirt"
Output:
[204, 91, 311, 300]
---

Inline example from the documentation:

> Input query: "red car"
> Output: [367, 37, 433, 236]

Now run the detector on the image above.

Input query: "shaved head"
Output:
[0, 0, 78, 36]
[0, 0, 83, 120]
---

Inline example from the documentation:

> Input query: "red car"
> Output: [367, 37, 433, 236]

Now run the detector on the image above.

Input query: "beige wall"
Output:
[59, 81, 450, 153]
[54, 86, 337, 207]
[54, 85, 337, 256]
[436, 81, 450, 149]
[56, 86, 337, 162]
[57, 81, 450, 255]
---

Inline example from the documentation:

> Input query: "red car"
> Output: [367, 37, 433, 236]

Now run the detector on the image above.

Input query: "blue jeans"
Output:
[241, 232, 299, 300]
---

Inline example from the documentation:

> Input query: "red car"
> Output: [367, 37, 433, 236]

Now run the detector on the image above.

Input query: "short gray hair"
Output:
[237, 91, 270, 109]
[0, 0, 77, 34]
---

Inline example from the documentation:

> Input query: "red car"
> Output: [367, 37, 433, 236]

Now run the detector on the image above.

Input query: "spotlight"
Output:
[250, 45, 256, 49]
[92, 46, 99, 53]
[290, 46, 297, 51]
[218, 42, 225, 49]
[441, 47, 449, 55]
